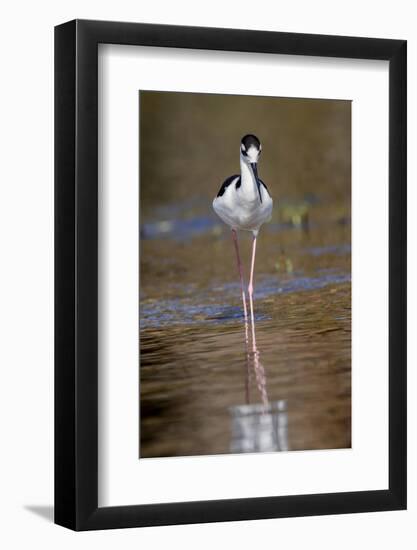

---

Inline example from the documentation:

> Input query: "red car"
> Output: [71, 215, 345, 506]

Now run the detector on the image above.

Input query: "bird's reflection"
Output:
[230, 319, 288, 454]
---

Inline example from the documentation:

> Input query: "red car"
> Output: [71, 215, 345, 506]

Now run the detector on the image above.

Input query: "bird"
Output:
[213, 134, 273, 328]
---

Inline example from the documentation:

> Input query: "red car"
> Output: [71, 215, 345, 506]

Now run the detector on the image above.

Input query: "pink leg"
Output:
[248, 233, 257, 340]
[231, 229, 248, 321]
[247, 236, 269, 409]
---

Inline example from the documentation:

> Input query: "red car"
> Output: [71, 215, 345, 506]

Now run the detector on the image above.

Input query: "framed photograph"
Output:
[55, 19, 406, 530]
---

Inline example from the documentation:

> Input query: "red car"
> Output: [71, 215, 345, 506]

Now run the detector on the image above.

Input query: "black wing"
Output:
[216, 175, 241, 197]
[259, 178, 271, 197]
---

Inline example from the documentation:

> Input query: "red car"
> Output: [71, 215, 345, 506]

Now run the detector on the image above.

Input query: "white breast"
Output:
[213, 182, 273, 232]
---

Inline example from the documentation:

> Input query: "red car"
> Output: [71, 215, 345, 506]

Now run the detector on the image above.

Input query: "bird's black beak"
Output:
[251, 162, 262, 203]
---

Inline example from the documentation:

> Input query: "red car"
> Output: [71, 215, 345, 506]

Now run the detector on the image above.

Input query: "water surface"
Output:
[140, 203, 351, 457]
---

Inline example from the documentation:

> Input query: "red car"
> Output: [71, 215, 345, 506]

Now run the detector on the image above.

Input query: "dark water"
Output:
[139, 92, 351, 458]
[140, 199, 351, 457]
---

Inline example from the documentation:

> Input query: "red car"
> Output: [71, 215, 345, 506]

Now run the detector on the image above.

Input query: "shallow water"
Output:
[140, 202, 351, 458]
[139, 92, 351, 458]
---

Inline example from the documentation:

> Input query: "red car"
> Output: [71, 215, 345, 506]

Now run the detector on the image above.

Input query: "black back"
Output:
[259, 178, 270, 196]
[216, 175, 241, 197]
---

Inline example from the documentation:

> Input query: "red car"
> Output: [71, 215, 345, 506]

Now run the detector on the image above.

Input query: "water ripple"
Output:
[140, 270, 351, 328]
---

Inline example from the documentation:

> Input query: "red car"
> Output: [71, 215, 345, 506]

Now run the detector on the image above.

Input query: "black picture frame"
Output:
[55, 19, 407, 531]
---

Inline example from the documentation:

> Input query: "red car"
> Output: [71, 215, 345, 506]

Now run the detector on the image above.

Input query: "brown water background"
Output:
[139, 91, 351, 458]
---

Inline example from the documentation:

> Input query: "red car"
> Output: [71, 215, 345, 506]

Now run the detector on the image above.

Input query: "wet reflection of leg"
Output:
[231, 235, 289, 454]
[244, 319, 251, 405]
[250, 320, 269, 409]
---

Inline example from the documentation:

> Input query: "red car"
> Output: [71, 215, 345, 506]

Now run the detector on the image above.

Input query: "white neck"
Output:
[240, 156, 258, 200]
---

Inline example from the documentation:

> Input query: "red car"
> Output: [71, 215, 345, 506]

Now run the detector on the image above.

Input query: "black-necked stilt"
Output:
[213, 134, 273, 327]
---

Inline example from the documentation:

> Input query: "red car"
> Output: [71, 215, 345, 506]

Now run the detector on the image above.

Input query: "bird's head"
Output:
[240, 134, 262, 202]
[240, 134, 261, 180]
